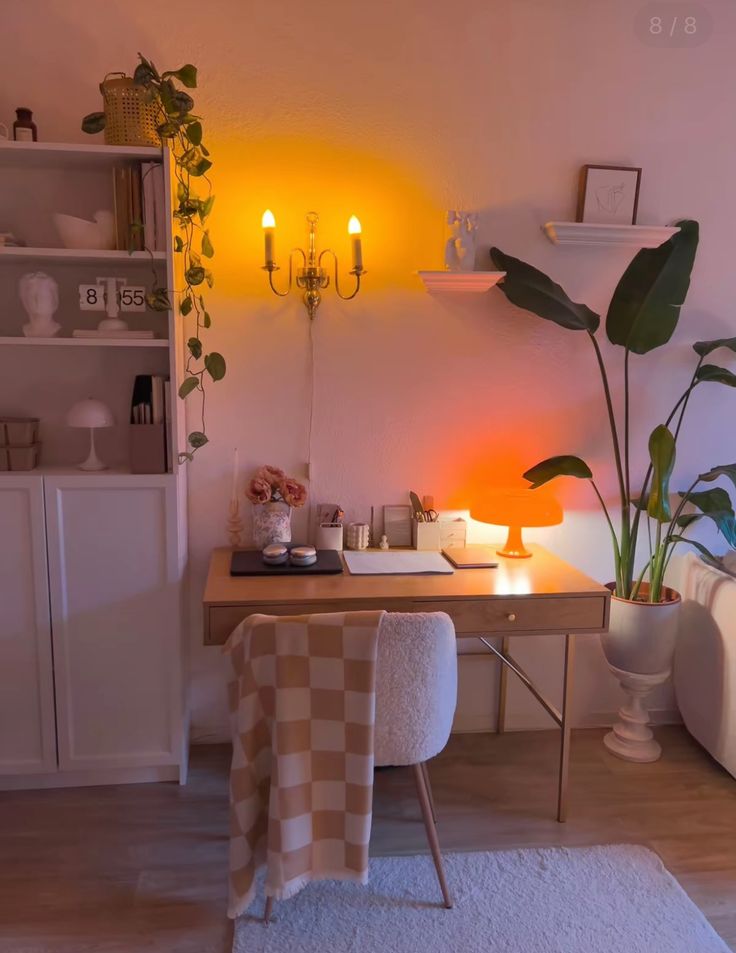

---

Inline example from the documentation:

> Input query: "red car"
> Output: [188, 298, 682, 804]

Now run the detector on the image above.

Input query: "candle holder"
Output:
[227, 496, 244, 549]
[262, 211, 365, 321]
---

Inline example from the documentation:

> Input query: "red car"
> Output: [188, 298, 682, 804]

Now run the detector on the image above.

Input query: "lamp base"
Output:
[77, 429, 107, 472]
[497, 525, 532, 559]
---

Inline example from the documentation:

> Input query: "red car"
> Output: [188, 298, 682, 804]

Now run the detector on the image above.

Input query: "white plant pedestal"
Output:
[603, 664, 670, 763]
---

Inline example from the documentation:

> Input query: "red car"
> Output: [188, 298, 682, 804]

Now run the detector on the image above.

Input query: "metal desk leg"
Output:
[497, 635, 509, 733]
[557, 633, 576, 823]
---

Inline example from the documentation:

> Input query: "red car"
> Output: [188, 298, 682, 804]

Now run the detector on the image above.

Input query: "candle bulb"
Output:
[262, 209, 276, 266]
[348, 215, 363, 273]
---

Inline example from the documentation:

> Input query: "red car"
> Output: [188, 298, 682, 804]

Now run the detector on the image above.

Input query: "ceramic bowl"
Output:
[54, 211, 115, 250]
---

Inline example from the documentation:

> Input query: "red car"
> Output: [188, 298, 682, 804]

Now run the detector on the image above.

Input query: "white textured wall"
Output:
[4, 0, 735, 740]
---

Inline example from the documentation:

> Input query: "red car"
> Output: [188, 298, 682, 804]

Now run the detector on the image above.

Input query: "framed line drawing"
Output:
[577, 164, 642, 225]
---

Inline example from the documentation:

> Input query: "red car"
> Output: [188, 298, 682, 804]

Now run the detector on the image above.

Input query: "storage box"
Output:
[130, 424, 166, 474]
[8, 443, 40, 471]
[0, 417, 39, 447]
[412, 519, 442, 551]
[315, 523, 344, 551]
[440, 517, 467, 550]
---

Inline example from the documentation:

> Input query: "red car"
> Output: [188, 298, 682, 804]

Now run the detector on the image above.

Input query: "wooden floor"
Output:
[1, 726, 735, 952]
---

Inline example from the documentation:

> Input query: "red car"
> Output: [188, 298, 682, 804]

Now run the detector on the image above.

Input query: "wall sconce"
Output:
[261, 210, 366, 320]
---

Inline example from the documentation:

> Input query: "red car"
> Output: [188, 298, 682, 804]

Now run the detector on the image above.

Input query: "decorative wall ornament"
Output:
[444, 210, 478, 272]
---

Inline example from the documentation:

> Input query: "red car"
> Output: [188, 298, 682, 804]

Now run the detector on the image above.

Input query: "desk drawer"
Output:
[206, 600, 408, 645]
[412, 596, 606, 634]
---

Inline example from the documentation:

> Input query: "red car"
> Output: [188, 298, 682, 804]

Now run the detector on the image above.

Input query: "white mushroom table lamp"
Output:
[66, 398, 114, 471]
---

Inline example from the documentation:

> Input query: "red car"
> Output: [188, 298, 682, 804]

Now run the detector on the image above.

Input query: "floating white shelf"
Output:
[418, 271, 506, 293]
[0, 246, 166, 264]
[0, 140, 163, 168]
[0, 336, 168, 348]
[543, 222, 680, 248]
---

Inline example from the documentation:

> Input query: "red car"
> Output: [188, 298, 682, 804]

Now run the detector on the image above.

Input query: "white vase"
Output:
[600, 583, 681, 763]
[252, 501, 291, 548]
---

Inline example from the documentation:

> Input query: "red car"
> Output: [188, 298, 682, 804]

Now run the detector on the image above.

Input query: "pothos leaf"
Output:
[163, 64, 198, 88]
[174, 235, 184, 253]
[203, 311, 212, 329]
[187, 336, 203, 360]
[204, 352, 226, 381]
[180, 296, 193, 316]
[81, 111, 106, 134]
[188, 431, 209, 449]
[201, 232, 214, 258]
[146, 288, 171, 311]
[186, 121, 202, 146]
[185, 266, 205, 286]
[178, 376, 199, 399]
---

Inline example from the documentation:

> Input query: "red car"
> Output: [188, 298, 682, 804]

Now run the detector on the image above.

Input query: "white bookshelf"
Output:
[0, 140, 189, 790]
[0, 246, 167, 263]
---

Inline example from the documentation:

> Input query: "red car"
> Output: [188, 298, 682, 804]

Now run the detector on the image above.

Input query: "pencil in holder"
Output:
[315, 522, 344, 551]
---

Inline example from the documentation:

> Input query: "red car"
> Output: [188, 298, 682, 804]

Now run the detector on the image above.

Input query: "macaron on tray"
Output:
[262, 543, 317, 567]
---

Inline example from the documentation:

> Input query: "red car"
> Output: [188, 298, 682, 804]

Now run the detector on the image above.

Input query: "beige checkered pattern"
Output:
[224, 610, 385, 919]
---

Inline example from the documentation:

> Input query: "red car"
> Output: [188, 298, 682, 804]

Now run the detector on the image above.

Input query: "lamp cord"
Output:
[307, 318, 316, 478]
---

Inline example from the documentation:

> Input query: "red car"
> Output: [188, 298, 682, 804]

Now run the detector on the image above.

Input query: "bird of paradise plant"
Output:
[491, 221, 736, 603]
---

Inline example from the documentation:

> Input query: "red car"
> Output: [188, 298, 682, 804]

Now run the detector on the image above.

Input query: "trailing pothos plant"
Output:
[491, 221, 736, 603]
[82, 53, 225, 461]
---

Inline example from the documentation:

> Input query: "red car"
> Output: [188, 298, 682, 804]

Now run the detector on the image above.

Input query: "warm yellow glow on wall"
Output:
[208, 135, 442, 295]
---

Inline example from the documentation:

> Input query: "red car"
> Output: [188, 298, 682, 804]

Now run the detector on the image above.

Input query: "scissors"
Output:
[423, 508, 439, 522]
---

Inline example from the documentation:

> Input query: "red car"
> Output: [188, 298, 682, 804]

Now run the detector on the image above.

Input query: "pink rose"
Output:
[245, 476, 272, 505]
[279, 477, 307, 508]
[256, 465, 285, 487]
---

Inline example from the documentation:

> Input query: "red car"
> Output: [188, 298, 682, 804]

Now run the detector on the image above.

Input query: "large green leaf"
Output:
[523, 455, 593, 489]
[693, 337, 736, 357]
[698, 464, 736, 491]
[647, 425, 676, 522]
[685, 487, 734, 516]
[667, 535, 728, 572]
[695, 364, 736, 387]
[676, 511, 736, 547]
[606, 219, 699, 354]
[490, 248, 600, 332]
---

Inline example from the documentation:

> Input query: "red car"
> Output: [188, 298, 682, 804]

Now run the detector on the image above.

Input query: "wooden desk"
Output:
[203, 544, 610, 821]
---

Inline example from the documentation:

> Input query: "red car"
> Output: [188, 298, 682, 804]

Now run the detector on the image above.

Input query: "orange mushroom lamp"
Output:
[471, 488, 563, 558]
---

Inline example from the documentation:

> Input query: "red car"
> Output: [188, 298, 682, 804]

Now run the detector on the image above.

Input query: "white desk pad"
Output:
[343, 551, 454, 575]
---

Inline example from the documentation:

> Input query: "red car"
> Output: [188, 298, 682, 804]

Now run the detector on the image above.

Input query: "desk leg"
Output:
[557, 633, 576, 823]
[497, 635, 509, 733]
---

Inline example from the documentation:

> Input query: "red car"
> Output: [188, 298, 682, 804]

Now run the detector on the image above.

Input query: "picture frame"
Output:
[576, 164, 642, 225]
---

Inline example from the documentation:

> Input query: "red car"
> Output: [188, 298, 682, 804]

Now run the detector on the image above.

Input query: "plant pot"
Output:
[600, 583, 681, 763]
[252, 501, 291, 549]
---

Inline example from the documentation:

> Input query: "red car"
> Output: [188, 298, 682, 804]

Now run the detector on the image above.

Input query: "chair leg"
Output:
[421, 761, 437, 825]
[413, 763, 453, 909]
[263, 896, 274, 924]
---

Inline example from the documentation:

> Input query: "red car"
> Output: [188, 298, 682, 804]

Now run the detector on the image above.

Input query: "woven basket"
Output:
[101, 73, 161, 147]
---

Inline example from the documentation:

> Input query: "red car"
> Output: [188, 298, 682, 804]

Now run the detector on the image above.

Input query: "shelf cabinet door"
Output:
[0, 477, 56, 774]
[44, 475, 183, 772]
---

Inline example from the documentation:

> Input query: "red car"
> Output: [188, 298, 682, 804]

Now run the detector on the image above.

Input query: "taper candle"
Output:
[262, 209, 276, 265]
[231, 447, 239, 501]
[348, 215, 363, 272]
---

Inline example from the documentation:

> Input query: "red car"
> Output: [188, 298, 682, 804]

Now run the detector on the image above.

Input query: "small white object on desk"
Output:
[344, 551, 453, 575]
[378, 534, 389, 550]
[346, 522, 370, 550]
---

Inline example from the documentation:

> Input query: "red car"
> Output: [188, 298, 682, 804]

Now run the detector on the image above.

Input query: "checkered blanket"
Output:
[224, 610, 385, 919]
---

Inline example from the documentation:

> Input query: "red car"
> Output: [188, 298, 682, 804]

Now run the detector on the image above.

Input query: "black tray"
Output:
[230, 548, 344, 577]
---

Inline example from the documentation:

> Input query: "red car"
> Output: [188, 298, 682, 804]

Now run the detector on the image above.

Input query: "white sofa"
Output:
[674, 552, 736, 779]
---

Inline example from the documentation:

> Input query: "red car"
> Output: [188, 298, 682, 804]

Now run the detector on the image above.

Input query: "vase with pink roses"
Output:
[246, 465, 308, 548]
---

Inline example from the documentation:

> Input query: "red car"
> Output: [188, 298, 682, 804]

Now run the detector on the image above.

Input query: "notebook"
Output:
[442, 546, 499, 569]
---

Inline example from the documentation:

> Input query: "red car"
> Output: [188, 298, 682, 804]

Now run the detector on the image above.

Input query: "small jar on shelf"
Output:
[13, 107, 38, 142]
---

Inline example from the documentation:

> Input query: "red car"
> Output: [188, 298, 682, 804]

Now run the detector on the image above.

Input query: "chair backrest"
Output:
[374, 611, 457, 767]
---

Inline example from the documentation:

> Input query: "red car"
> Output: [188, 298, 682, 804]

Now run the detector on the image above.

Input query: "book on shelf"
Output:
[130, 373, 171, 473]
[114, 161, 166, 253]
[141, 161, 167, 253]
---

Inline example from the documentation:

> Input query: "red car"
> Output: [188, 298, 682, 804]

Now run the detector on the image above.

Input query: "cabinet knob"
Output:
[507, 612, 517, 622]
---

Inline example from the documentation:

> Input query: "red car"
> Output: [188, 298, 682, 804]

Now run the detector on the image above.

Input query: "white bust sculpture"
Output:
[444, 210, 479, 272]
[19, 272, 60, 338]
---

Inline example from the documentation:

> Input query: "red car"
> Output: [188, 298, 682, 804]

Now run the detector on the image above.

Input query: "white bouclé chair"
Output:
[374, 611, 458, 908]
[263, 610, 458, 922]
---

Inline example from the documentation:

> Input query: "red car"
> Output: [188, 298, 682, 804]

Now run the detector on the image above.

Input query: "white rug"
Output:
[233, 845, 730, 953]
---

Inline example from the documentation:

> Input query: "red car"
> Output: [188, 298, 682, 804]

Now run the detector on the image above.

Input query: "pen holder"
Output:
[412, 519, 442, 551]
[315, 522, 343, 551]
[129, 423, 166, 474]
[346, 522, 370, 550]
